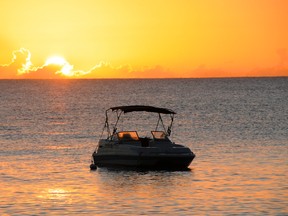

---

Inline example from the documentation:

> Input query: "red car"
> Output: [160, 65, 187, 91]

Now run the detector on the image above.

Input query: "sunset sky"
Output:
[0, 0, 288, 79]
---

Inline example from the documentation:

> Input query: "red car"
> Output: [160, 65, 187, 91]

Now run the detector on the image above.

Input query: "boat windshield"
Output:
[117, 131, 139, 142]
[151, 131, 168, 140]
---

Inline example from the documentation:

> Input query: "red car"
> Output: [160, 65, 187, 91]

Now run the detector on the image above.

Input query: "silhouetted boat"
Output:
[91, 105, 195, 170]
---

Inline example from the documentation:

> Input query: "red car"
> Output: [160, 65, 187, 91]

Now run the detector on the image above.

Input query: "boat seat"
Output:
[117, 131, 140, 144]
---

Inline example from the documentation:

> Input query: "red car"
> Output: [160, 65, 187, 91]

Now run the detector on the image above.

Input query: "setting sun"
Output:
[45, 56, 66, 66]
[45, 56, 73, 76]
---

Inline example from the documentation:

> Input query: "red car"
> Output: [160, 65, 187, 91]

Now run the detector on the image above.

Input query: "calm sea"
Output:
[0, 78, 287, 215]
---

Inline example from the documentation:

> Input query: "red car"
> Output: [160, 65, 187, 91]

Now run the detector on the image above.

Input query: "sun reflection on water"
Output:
[37, 188, 70, 200]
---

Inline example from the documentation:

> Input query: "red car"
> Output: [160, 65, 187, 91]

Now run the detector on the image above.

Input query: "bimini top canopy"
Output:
[109, 105, 176, 114]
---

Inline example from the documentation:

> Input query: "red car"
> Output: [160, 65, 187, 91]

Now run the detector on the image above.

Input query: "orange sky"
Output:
[0, 0, 288, 79]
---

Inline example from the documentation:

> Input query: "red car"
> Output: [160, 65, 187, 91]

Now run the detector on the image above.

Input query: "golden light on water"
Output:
[37, 188, 70, 200]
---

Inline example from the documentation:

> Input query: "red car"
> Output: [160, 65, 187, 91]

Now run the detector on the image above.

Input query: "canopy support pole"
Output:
[111, 110, 122, 137]
[156, 113, 166, 134]
[167, 114, 174, 136]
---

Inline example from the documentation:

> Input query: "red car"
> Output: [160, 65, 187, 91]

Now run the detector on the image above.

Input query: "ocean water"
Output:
[0, 78, 287, 215]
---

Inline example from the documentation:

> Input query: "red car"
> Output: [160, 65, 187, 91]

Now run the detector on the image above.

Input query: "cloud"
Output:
[81, 62, 132, 78]
[82, 63, 175, 78]
[0, 50, 135, 79]
[22, 65, 66, 79]
[13, 48, 33, 74]
[0, 48, 201, 79]
[0, 48, 32, 78]
[0, 48, 69, 79]
[1, 48, 287, 79]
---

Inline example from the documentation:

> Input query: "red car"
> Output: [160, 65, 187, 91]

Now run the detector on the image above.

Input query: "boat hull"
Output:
[92, 152, 195, 170]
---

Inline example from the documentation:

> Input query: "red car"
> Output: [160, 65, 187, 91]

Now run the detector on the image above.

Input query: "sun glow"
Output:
[1, 1, 288, 79]
[45, 56, 74, 76]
